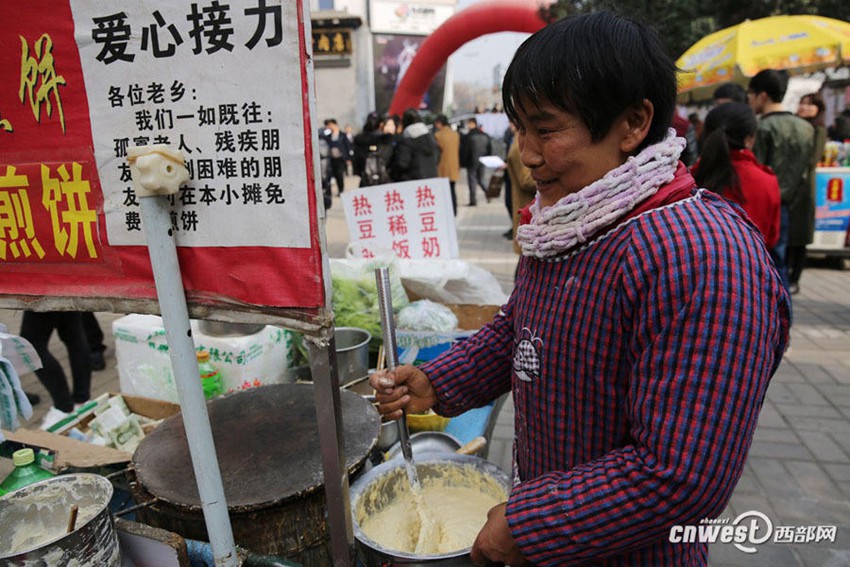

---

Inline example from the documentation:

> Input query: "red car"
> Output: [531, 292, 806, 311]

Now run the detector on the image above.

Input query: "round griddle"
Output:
[132, 384, 379, 510]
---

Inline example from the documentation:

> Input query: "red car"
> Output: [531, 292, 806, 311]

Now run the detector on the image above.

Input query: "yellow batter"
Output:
[356, 464, 507, 555]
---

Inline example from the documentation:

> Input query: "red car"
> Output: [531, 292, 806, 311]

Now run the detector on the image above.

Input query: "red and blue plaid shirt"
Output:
[421, 167, 790, 565]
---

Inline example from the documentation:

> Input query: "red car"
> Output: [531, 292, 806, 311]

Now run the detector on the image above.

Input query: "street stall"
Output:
[676, 15, 850, 104]
[0, 1, 358, 565]
[811, 143, 850, 256]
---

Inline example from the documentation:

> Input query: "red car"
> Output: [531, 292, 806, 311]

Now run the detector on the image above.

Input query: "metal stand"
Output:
[139, 195, 238, 567]
[306, 335, 354, 566]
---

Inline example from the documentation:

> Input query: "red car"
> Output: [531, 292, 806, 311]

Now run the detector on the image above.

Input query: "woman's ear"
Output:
[620, 99, 654, 154]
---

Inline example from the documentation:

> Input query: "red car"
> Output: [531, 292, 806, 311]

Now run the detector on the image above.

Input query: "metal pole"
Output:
[139, 196, 238, 567]
[306, 335, 354, 566]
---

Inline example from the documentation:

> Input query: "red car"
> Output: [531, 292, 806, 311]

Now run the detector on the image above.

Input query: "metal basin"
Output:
[0, 473, 119, 566]
[385, 431, 461, 462]
[350, 453, 511, 566]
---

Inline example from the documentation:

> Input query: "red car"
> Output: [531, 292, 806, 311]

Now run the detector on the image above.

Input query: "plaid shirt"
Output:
[421, 174, 790, 565]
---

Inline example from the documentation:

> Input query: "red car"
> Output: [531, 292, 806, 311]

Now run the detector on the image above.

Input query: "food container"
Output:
[406, 410, 450, 432]
[333, 327, 371, 386]
[385, 431, 461, 462]
[350, 453, 511, 566]
[0, 473, 120, 566]
[301, 327, 372, 387]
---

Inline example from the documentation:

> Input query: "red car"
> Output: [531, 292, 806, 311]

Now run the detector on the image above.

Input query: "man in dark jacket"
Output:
[390, 109, 438, 181]
[320, 118, 352, 196]
[460, 118, 492, 205]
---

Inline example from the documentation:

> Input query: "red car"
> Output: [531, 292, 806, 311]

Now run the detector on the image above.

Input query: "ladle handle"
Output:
[374, 268, 415, 466]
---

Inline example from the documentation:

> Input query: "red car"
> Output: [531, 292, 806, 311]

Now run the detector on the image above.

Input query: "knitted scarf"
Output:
[516, 129, 685, 258]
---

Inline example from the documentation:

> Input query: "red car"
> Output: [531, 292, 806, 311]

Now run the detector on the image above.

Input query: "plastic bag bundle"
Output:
[397, 300, 458, 332]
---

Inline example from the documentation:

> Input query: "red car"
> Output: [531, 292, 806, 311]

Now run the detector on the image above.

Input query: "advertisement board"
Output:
[369, 0, 456, 36]
[0, 0, 326, 325]
[811, 167, 850, 254]
[373, 33, 446, 114]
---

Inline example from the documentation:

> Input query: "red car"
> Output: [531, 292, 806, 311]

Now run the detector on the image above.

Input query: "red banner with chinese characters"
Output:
[0, 0, 325, 315]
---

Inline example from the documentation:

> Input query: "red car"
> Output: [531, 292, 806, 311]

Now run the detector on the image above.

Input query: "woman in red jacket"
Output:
[693, 102, 781, 249]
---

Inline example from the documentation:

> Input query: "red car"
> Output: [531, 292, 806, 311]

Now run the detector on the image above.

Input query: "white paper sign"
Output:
[69, 0, 311, 247]
[342, 178, 458, 259]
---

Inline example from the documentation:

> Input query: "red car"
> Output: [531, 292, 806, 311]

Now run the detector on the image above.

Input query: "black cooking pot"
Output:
[130, 383, 380, 566]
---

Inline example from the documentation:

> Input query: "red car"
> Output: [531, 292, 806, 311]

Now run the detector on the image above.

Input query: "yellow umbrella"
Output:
[677, 15, 850, 103]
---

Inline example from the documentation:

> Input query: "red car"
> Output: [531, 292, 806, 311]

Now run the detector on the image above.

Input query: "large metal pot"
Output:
[131, 383, 380, 566]
[0, 473, 120, 566]
[350, 453, 511, 567]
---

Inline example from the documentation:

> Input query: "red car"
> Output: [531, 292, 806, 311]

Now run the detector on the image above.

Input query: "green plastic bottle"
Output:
[0, 448, 55, 496]
[197, 350, 223, 399]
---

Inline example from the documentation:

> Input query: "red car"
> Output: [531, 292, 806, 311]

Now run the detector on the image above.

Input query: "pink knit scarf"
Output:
[516, 129, 685, 258]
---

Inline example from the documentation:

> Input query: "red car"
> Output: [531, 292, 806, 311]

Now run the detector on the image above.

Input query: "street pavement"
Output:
[3, 174, 850, 566]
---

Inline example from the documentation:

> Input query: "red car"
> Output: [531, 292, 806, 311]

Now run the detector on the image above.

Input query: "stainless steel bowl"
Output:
[385, 431, 462, 462]
[349, 453, 511, 566]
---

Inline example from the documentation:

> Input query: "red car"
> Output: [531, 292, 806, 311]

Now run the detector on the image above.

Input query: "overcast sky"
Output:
[449, 0, 531, 87]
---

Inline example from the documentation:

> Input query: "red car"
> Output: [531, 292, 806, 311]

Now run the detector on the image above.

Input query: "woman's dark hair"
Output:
[402, 108, 421, 129]
[799, 92, 826, 127]
[502, 11, 676, 152]
[693, 102, 758, 203]
[362, 111, 382, 133]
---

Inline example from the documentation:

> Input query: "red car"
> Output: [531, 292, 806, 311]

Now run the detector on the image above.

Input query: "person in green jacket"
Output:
[748, 69, 815, 302]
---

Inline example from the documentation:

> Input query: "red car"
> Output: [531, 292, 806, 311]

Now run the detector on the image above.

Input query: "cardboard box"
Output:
[113, 314, 299, 403]
[1, 394, 180, 471]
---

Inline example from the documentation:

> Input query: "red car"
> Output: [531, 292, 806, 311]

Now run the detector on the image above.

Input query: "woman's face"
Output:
[513, 101, 638, 208]
[797, 98, 818, 119]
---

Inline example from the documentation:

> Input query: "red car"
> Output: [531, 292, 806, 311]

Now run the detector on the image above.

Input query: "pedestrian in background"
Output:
[82, 312, 106, 371]
[352, 111, 394, 187]
[748, 69, 815, 298]
[371, 11, 789, 565]
[389, 108, 438, 182]
[692, 102, 780, 250]
[713, 82, 747, 105]
[320, 118, 352, 196]
[433, 114, 460, 214]
[460, 117, 492, 206]
[20, 311, 92, 428]
[504, 123, 535, 251]
[790, 92, 828, 295]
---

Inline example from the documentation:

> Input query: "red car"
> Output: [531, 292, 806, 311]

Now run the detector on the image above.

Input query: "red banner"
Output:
[0, 0, 325, 314]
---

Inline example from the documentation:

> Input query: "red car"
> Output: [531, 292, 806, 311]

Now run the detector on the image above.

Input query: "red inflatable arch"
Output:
[388, 0, 548, 116]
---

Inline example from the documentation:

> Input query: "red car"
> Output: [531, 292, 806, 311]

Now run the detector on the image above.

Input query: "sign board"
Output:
[0, 0, 326, 326]
[312, 29, 353, 56]
[341, 178, 458, 259]
[811, 167, 850, 252]
[369, 0, 456, 36]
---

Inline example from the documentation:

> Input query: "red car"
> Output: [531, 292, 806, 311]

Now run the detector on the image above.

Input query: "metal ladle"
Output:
[374, 267, 420, 491]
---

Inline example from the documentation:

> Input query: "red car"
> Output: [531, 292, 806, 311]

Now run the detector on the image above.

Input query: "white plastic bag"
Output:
[397, 259, 508, 306]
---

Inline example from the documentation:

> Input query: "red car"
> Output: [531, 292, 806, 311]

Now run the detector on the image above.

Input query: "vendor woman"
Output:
[370, 10, 790, 566]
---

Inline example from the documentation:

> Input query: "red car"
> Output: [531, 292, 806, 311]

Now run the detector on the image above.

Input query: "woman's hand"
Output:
[368, 364, 437, 419]
[471, 503, 531, 566]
